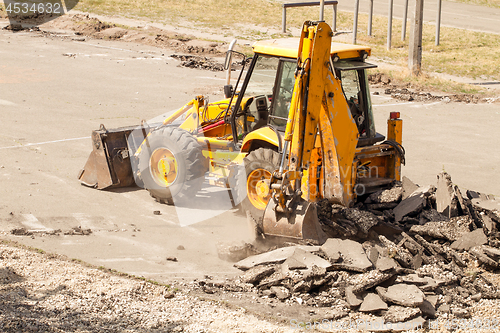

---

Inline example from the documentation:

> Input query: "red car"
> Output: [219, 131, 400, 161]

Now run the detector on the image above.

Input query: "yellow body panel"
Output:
[279, 22, 359, 207]
[318, 70, 359, 205]
[252, 38, 371, 60]
[387, 118, 403, 181]
[240, 126, 280, 152]
[202, 150, 245, 166]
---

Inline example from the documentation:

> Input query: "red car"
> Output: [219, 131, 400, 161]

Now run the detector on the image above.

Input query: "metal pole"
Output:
[368, 0, 373, 36]
[402, 0, 409, 40]
[333, 3, 337, 32]
[353, 0, 360, 44]
[282, 5, 287, 33]
[436, 0, 442, 45]
[320, 0, 325, 21]
[387, 0, 393, 50]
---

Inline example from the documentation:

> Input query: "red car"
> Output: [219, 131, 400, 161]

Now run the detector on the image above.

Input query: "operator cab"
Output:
[229, 39, 385, 148]
[334, 59, 385, 147]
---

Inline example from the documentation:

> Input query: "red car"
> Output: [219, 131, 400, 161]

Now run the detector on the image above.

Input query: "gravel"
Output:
[0, 242, 295, 333]
[5, 241, 498, 333]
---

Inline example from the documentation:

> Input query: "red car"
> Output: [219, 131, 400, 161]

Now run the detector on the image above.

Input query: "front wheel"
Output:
[237, 148, 280, 222]
[137, 126, 206, 205]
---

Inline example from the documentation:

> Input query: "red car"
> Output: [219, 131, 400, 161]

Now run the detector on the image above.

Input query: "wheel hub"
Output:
[150, 148, 178, 187]
[255, 180, 270, 198]
[247, 169, 272, 211]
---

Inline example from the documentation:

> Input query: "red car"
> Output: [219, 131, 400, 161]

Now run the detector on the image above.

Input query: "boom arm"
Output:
[274, 21, 359, 209]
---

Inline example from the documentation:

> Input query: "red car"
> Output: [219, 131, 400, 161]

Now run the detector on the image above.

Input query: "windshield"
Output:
[232, 55, 279, 139]
[269, 60, 296, 127]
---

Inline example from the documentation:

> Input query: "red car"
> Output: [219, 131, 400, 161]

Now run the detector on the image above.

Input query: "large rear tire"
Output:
[137, 126, 206, 205]
[237, 148, 280, 225]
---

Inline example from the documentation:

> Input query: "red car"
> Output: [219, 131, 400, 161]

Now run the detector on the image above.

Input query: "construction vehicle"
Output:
[79, 20, 404, 244]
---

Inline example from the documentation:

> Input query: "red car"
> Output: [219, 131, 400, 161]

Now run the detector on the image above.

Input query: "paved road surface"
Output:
[0, 21, 498, 284]
[0, 22, 252, 282]
[284, 0, 500, 34]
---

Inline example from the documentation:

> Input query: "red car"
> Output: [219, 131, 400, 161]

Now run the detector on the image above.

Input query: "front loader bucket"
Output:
[78, 124, 151, 189]
[262, 198, 327, 244]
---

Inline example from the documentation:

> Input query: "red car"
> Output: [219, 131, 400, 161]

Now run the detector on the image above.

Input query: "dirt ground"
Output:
[1, 11, 499, 332]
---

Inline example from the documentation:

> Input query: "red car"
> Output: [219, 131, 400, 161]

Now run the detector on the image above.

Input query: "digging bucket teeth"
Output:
[262, 198, 328, 244]
[78, 124, 151, 189]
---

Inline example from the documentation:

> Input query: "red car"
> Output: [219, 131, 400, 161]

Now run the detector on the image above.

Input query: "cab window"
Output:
[270, 60, 296, 128]
[236, 55, 279, 135]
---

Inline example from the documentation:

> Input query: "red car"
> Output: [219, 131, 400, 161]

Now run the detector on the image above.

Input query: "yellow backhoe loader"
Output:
[78, 20, 404, 244]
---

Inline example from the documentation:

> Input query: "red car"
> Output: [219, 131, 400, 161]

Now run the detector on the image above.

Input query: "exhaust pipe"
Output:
[319, 0, 325, 21]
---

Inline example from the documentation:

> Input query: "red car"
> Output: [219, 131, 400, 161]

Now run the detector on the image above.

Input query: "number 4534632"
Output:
[6, 2, 63, 14]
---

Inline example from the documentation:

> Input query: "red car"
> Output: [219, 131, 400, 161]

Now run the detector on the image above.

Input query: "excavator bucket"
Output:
[262, 198, 327, 244]
[78, 124, 151, 189]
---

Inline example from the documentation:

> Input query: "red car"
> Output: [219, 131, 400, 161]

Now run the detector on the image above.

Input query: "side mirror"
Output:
[224, 85, 234, 99]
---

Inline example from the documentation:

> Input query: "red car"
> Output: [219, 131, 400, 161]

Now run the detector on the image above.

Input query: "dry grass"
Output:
[75, 0, 283, 28]
[347, 13, 500, 82]
[372, 68, 484, 95]
[276, 7, 500, 83]
[0, 0, 469, 94]
[73, 0, 500, 81]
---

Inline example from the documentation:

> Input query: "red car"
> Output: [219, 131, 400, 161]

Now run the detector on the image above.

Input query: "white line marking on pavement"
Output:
[408, 101, 442, 108]
[73, 42, 159, 57]
[195, 77, 226, 81]
[95, 257, 151, 263]
[0, 136, 89, 150]
[0, 99, 16, 106]
[21, 214, 53, 232]
[372, 102, 415, 107]
[424, 101, 441, 108]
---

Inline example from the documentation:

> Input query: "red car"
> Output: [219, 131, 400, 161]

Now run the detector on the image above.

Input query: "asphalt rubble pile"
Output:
[368, 73, 482, 104]
[209, 172, 500, 330]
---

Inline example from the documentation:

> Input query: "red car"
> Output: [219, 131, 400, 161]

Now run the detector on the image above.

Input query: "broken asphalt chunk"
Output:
[402, 176, 419, 200]
[322, 238, 372, 272]
[359, 293, 388, 312]
[234, 245, 320, 270]
[269, 286, 290, 300]
[216, 242, 260, 262]
[436, 172, 458, 218]
[379, 235, 413, 268]
[451, 228, 487, 251]
[481, 245, 500, 260]
[419, 299, 437, 318]
[471, 197, 500, 212]
[470, 246, 500, 268]
[281, 256, 307, 272]
[384, 305, 421, 323]
[349, 269, 397, 294]
[342, 208, 381, 235]
[241, 265, 275, 284]
[377, 284, 425, 307]
[393, 187, 432, 222]
[286, 248, 331, 271]
[368, 185, 403, 204]
[410, 216, 472, 241]
[345, 286, 364, 308]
